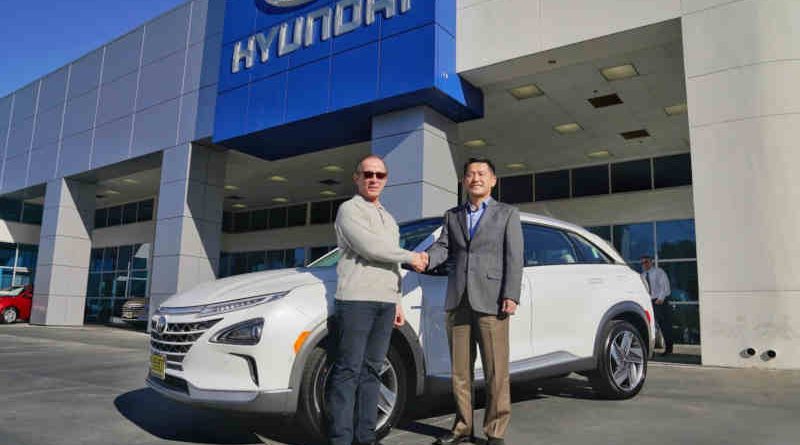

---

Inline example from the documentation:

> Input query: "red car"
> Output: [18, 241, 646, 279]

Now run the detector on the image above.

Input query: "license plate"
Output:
[150, 353, 166, 380]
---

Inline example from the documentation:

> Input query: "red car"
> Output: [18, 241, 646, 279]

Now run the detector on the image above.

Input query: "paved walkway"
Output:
[1, 324, 798, 445]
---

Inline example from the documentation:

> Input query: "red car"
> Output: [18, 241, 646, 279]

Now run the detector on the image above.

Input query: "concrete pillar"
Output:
[682, 0, 800, 369]
[30, 179, 95, 325]
[148, 143, 225, 316]
[371, 107, 459, 223]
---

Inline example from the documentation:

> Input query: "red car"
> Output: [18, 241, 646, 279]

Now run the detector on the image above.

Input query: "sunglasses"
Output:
[360, 171, 388, 180]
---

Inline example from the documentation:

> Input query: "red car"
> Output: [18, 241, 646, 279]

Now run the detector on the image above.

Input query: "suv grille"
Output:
[150, 319, 221, 371]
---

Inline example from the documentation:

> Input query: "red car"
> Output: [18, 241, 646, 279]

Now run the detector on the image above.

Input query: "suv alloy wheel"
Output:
[589, 320, 648, 399]
[297, 343, 408, 442]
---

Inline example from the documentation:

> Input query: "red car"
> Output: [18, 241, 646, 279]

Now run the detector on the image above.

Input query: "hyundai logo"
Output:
[155, 315, 167, 334]
[263, 0, 316, 7]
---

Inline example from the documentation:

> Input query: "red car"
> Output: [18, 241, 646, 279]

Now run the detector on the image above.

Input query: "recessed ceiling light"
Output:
[320, 190, 337, 197]
[322, 165, 343, 173]
[319, 179, 340, 186]
[600, 64, 639, 81]
[224, 185, 239, 191]
[620, 129, 650, 140]
[122, 178, 139, 184]
[587, 150, 612, 159]
[232, 203, 247, 209]
[104, 189, 120, 195]
[508, 84, 543, 100]
[554, 123, 583, 134]
[664, 103, 688, 116]
[463, 139, 488, 148]
[269, 175, 288, 182]
[272, 197, 289, 203]
[506, 163, 526, 170]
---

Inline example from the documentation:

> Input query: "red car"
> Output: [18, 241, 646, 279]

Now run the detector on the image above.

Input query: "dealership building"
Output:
[0, 0, 796, 370]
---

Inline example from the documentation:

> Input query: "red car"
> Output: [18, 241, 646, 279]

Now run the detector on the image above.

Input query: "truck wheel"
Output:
[297, 343, 408, 442]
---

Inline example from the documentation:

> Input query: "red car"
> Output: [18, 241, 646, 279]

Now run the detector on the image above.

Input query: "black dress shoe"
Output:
[487, 437, 506, 445]
[434, 432, 474, 445]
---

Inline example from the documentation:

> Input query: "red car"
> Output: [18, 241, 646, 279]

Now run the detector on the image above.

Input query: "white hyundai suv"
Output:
[146, 213, 654, 440]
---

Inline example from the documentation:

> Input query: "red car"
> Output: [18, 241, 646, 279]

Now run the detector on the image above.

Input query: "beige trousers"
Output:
[446, 297, 511, 439]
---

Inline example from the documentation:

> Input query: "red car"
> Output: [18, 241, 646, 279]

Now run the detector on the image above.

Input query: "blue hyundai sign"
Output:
[213, 0, 483, 160]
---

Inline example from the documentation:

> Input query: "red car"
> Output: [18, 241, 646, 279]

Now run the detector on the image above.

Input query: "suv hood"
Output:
[161, 267, 337, 308]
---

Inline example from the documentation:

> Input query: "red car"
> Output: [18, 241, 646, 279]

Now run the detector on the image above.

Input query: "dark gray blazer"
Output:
[426, 199, 524, 315]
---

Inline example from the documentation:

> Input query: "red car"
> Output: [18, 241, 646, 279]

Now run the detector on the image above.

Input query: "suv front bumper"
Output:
[146, 374, 295, 414]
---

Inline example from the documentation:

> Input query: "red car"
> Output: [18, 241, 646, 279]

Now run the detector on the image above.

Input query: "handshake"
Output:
[409, 252, 429, 273]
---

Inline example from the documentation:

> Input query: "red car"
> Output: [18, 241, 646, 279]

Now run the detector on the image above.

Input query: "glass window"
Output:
[94, 208, 108, 229]
[586, 226, 612, 243]
[218, 252, 231, 278]
[90, 249, 104, 272]
[86, 273, 101, 298]
[266, 250, 285, 269]
[310, 201, 333, 225]
[246, 251, 267, 271]
[0, 269, 13, 289]
[331, 199, 346, 222]
[521, 224, 578, 266]
[613, 223, 654, 262]
[132, 244, 150, 270]
[13, 271, 33, 286]
[286, 247, 306, 268]
[657, 219, 696, 259]
[0, 243, 16, 268]
[100, 273, 115, 297]
[491, 184, 499, 201]
[567, 233, 610, 264]
[251, 209, 268, 231]
[269, 207, 288, 229]
[21, 203, 43, 225]
[671, 303, 700, 345]
[611, 159, 652, 193]
[660, 261, 699, 302]
[499, 175, 533, 204]
[654, 154, 692, 188]
[129, 270, 148, 297]
[137, 199, 155, 222]
[107, 206, 122, 226]
[233, 211, 251, 233]
[309, 246, 334, 263]
[117, 245, 133, 271]
[222, 212, 234, 233]
[535, 170, 570, 201]
[0, 198, 21, 221]
[231, 253, 248, 275]
[287, 204, 307, 227]
[113, 273, 128, 298]
[103, 247, 118, 272]
[572, 165, 609, 197]
[122, 202, 138, 224]
[16, 244, 37, 269]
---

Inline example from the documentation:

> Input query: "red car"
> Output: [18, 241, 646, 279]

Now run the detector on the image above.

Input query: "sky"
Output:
[0, 0, 188, 97]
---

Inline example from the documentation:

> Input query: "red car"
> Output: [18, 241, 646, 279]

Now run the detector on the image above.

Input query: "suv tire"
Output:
[297, 343, 408, 443]
[588, 320, 647, 399]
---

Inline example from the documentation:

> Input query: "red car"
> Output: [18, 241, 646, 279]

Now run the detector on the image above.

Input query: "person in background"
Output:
[641, 255, 673, 356]
[326, 154, 428, 445]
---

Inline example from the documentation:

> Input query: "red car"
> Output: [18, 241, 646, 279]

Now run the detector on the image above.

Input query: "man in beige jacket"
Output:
[326, 155, 427, 445]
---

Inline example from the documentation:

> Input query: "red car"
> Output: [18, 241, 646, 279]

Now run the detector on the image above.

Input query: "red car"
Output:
[0, 285, 33, 324]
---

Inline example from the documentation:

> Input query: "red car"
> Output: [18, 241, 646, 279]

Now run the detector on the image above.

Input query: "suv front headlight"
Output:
[211, 318, 264, 345]
[197, 291, 290, 317]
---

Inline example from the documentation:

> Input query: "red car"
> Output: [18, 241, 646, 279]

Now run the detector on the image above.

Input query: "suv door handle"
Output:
[587, 278, 604, 285]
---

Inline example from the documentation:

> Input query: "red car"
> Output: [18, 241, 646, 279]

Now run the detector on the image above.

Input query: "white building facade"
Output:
[0, 0, 797, 370]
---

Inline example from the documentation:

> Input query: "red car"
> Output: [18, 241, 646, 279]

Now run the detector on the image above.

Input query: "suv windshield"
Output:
[308, 218, 442, 268]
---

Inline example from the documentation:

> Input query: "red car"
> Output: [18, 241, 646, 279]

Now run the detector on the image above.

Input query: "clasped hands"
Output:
[409, 252, 429, 273]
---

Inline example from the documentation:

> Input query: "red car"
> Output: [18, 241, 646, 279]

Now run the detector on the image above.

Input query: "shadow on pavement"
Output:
[114, 388, 314, 445]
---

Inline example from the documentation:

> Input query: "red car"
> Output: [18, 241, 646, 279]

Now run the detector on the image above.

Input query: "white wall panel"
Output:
[67, 50, 103, 99]
[91, 116, 133, 168]
[143, 4, 191, 65]
[102, 29, 144, 84]
[96, 71, 138, 126]
[38, 67, 69, 112]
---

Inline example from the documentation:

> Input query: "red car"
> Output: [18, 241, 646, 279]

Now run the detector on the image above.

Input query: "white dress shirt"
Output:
[642, 266, 671, 301]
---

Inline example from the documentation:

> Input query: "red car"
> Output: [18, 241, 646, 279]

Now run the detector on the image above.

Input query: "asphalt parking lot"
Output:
[1, 324, 798, 445]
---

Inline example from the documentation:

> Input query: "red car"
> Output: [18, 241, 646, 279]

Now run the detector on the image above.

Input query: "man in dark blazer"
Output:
[422, 158, 523, 445]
